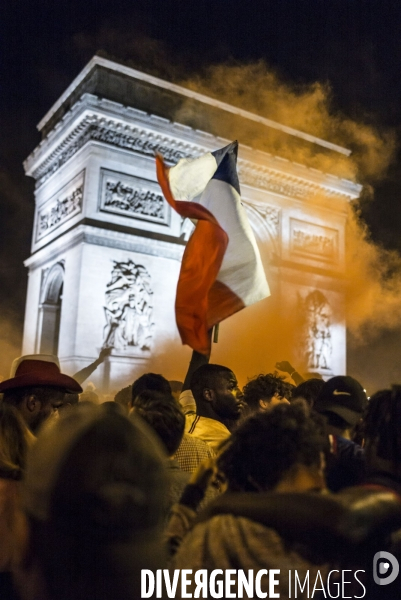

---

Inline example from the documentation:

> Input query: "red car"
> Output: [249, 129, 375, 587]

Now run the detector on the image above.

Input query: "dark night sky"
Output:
[1, 0, 401, 388]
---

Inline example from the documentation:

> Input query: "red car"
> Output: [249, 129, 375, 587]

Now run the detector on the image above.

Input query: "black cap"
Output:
[314, 376, 367, 426]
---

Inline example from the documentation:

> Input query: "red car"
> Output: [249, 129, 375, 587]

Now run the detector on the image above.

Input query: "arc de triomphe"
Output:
[22, 56, 361, 391]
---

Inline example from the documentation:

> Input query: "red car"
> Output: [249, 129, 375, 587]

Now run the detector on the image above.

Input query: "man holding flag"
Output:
[156, 141, 270, 448]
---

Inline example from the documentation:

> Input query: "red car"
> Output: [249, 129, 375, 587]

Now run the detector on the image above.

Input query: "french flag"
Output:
[156, 141, 270, 355]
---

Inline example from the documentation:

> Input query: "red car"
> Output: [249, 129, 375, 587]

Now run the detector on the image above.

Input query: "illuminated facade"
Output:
[22, 57, 361, 390]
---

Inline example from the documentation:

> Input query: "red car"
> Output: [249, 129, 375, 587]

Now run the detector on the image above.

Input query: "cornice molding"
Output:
[239, 163, 354, 201]
[25, 94, 361, 201]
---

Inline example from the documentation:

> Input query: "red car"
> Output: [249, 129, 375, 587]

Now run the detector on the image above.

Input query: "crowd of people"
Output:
[0, 348, 401, 599]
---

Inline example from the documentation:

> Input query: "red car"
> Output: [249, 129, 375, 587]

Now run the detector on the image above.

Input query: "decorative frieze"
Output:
[99, 169, 168, 224]
[36, 172, 84, 241]
[290, 219, 339, 263]
[239, 163, 344, 201]
[90, 122, 189, 162]
[33, 116, 197, 188]
[33, 117, 94, 189]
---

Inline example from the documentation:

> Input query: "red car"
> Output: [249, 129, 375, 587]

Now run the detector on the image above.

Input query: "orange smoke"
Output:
[178, 61, 396, 182]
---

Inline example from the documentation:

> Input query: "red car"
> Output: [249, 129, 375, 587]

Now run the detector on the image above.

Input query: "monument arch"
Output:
[22, 56, 361, 389]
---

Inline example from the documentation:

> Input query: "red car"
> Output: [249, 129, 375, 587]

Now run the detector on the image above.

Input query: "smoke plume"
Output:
[169, 61, 400, 384]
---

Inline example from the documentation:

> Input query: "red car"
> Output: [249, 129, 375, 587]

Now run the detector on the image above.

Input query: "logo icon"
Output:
[373, 551, 399, 585]
[332, 390, 351, 396]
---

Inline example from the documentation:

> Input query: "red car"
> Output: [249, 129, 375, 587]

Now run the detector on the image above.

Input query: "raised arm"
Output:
[73, 347, 111, 385]
[275, 360, 305, 385]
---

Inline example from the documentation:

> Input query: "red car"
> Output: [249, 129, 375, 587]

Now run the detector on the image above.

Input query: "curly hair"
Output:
[217, 402, 326, 492]
[243, 373, 292, 412]
[132, 390, 185, 456]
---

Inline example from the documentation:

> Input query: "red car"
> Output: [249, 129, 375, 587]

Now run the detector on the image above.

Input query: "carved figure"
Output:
[302, 290, 332, 370]
[104, 180, 165, 219]
[292, 229, 336, 259]
[38, 185, 83, 238]
[102, 260, 154, 351]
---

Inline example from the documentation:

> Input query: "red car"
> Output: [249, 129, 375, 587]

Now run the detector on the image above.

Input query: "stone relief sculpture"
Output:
[292, 229, 336, 259]
[37, 185, 83, 239]
[103, 180, 165, 219]
[102, 260, 154, 352]
[301, 290, 332, 371]
[290, 219, 339, 262]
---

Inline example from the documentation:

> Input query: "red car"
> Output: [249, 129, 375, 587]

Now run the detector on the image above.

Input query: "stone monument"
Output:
[22, 56, 361, 390]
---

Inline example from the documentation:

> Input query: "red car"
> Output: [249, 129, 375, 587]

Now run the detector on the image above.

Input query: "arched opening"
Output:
[38, 263, 64, 355]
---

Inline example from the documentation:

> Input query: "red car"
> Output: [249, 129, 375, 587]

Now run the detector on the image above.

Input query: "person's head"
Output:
[313, 375, 367, 435]
[292, 379, 326, 409]
[132, 390, 185, 456]
[217, 402, 326, 493]
[114, 385, 132, 413]
[243, 373, 291, 413]
[190, 364, 244, 421]
[18, 402, 167, 600]
[0, 356, 82, 433]
[0, 402, 29, 480]
[131, 373, 171, 407]
[3, 387, 66, 434]
[363, 386, 401, 473]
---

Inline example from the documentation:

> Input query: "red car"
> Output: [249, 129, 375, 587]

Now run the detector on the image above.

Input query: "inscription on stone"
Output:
[290, 219, 339, 262]
[100, 170, 167, 223]
[36, 172, 84, 241]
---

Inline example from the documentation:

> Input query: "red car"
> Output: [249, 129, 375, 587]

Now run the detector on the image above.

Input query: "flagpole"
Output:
[213, 323, 220, 343]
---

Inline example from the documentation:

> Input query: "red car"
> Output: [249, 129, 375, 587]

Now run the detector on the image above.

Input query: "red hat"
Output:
[0, 355, 82, 394]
